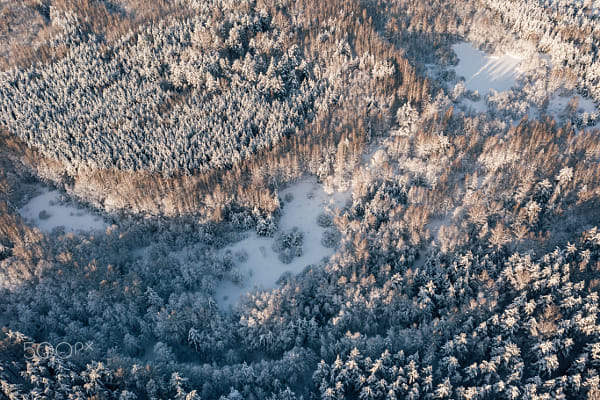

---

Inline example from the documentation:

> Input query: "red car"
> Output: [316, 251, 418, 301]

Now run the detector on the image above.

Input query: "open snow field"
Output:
[18, 187, 107, 233]
[452, 42, 598, 127]
[451, 42, 598, 128]
[453, 42, 523, 94]
[215, 178, 350, 309]
[452, 42, 523, 111]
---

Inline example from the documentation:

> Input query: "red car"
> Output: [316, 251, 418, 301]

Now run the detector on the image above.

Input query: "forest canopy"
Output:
[1, 0, 600, 399]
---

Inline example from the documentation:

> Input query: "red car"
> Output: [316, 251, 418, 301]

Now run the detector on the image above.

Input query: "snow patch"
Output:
[18, 187, 107, 234]
[453, 42, 523, 96]
[549, 94, 597, 115]
[215, 178, 349, 309]
[547, 95, 597, 116]
[462, 97, 488, 113]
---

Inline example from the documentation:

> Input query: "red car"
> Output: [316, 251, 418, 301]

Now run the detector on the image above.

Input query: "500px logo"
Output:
[24, 341, 93, 360]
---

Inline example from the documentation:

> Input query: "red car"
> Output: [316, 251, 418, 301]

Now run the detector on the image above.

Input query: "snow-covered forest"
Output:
[0, 3, 324, 173]
[1, 0, 600, 399]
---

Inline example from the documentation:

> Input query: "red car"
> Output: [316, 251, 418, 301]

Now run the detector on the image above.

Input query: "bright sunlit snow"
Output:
[453, 42, 523, 95]
[452, 42, 523, 113]
[18, 187, 107, 233]
[215, 178, 349, 309]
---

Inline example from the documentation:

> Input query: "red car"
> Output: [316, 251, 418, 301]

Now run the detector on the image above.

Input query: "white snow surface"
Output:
[453, 42, 523, 96]
[215, 178, 349, 309]
[547, 94, 598, 117]
[462, 97, 488, 113]
[18, 187, 107, 233]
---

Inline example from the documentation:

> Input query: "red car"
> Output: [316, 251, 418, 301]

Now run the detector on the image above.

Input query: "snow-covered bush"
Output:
[316, 212, 333, 228]
[272, 227, 304, 263]
[321, 227, 340, 248]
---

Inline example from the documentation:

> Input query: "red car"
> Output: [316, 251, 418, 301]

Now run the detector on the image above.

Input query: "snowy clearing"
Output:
[453, 42, 523, 95]
[451, 42, 599, 128]
[451, 42, 523, 113]
[18, 187, 107, 233]
[546, 94, 598, 125]
[215, 178, 350, 309]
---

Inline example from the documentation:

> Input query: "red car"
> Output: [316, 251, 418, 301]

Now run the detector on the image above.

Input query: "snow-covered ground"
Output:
[215, 178, 350, 309]
[453, 42, 522, 94]
[546, 94, 598, 126]
[453, 42, 523, 112]
[448, 42, 599, 129]
[18, 187, 107, 233]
